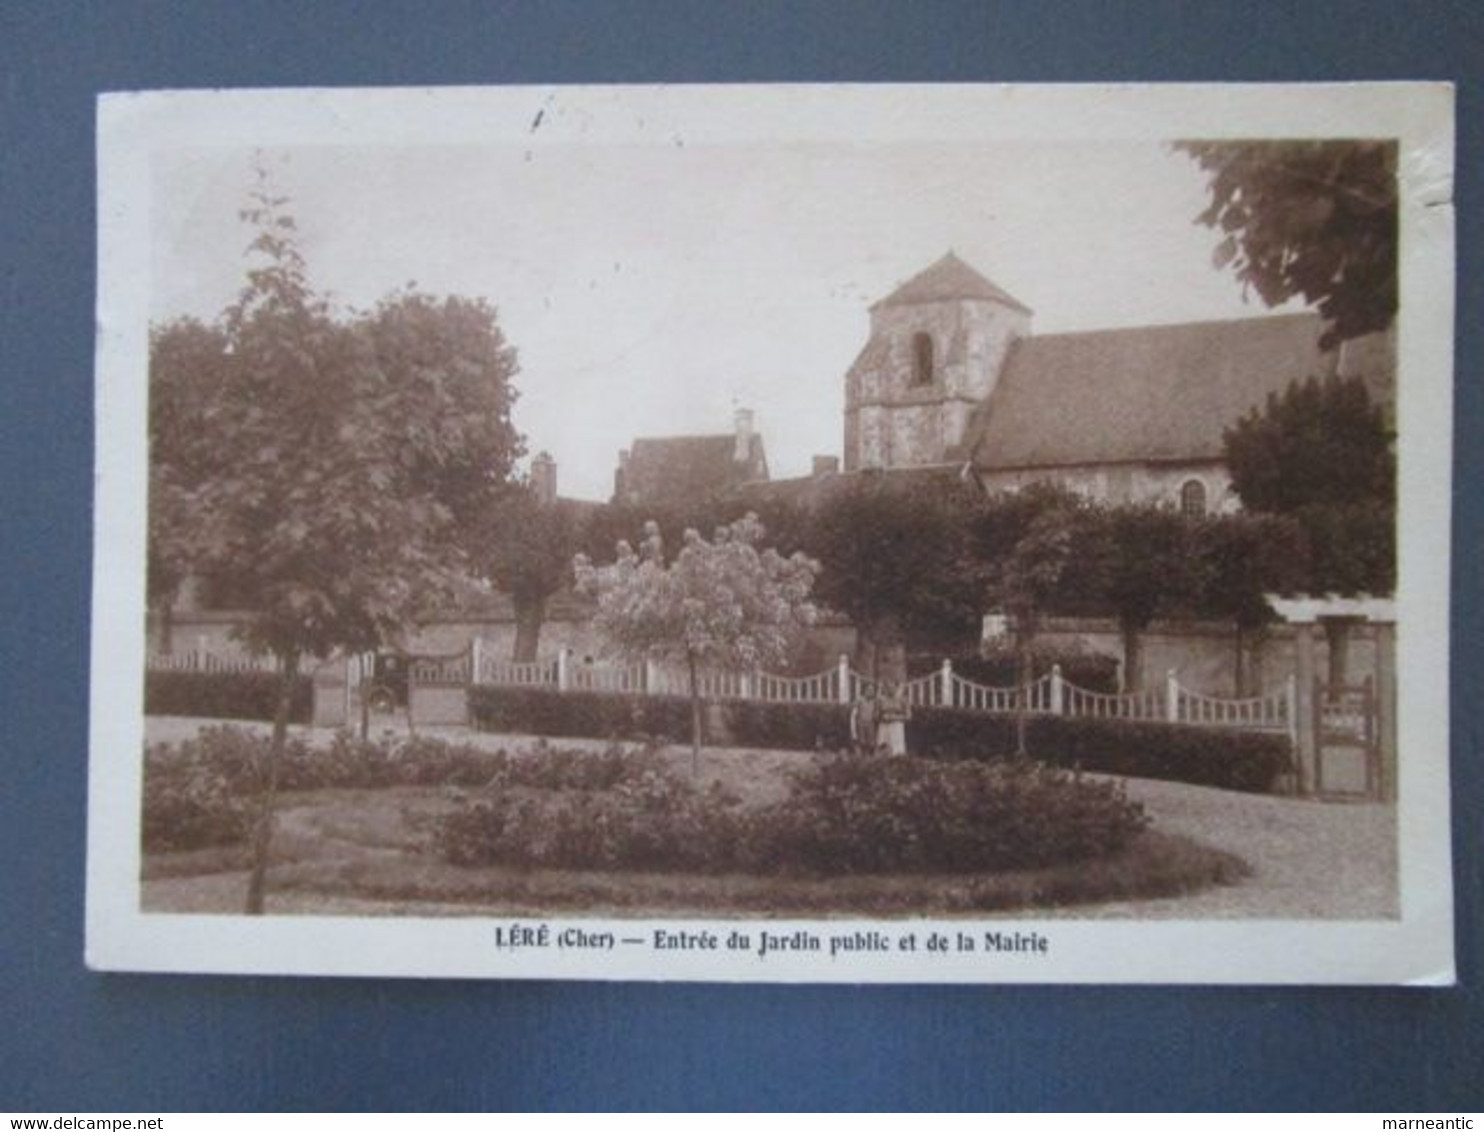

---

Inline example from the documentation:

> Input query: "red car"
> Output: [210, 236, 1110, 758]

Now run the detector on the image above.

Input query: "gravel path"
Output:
[1052, 778, 1397, 919]
[143, 717, 1398, 920]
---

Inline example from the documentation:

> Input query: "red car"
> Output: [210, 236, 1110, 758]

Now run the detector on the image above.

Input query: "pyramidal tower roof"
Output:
[871, 252, 1032, 314]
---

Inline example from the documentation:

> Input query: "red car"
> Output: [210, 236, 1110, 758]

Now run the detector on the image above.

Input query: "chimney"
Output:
[811, 454, 840, 478]
[733, 408, 755, 462]
[613, 448, 630, 503]
[530, 451, 557, 505]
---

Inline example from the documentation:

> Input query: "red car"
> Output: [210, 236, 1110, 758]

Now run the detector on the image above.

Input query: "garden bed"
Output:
[140, 725, 1251, 916]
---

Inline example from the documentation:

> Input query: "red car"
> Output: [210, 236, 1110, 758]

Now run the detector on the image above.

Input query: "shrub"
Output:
[435, 752, 745, 872]
[749, 755, 1149, 874]
[142, 740, 255, 851]
[468, 686, 851, 752]
[145, 669, 312, 723]
[142, 727, 674, 855]
[433, 747, 1148, 877]
[908, 709, 1292, 793]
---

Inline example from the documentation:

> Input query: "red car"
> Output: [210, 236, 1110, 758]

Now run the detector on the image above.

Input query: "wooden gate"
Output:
[1313, 677, 1380, 799]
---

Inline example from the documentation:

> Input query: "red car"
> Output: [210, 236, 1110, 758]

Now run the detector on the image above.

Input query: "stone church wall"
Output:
[847, 296, 1029, 469]
[977, 461, 1240, 514]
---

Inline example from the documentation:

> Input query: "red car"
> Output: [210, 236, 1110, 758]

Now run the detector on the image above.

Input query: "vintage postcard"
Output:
[88, 83, 1456, 983]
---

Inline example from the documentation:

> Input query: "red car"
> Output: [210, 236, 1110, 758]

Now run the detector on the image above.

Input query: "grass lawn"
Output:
[140, 720, 1253, 918]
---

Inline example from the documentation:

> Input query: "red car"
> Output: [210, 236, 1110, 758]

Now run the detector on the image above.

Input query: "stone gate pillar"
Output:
[1376, 621, 1398, 803]
[1292, 621, 1318, 796]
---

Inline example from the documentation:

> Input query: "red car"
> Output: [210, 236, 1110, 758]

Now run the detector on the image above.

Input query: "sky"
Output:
[151, 138, 1305, 501]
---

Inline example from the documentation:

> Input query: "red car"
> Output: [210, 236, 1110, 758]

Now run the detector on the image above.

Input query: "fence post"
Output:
[1050, 664, 1064, 715]
[1285, 674, 1299, 747]
[939, 658, 953, 708]
[1165, 669, 1180, 723]
[470, 637, 483, 686]
[741, 671, 754, 700]
[196, 634, 209, 670]
[837, 654, 851, 704]
[557, 647, 570, 692]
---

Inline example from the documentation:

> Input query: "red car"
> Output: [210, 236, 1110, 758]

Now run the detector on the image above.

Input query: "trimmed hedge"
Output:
[909, 709, 1292, 794]
[145, 669, 313, 724]
[468, 685, 851, 752]
[469, 686, 1290, 792]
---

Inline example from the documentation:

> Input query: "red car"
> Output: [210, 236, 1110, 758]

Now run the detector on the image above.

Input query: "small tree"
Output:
[981, 493, 1083, 756]
[574, 514, 818, 774]
[1081, 505, 1202, 692]
[802, 472, 982, 684]
[1192, 513, 1309, 695]
[478, 486, 584, 662]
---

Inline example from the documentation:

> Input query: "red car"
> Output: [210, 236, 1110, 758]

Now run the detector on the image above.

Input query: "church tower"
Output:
[843, 252, 1032, 471]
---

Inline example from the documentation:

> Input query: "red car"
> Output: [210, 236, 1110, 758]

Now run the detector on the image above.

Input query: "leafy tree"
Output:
[478, 485, 585, 662]
[981, 496, 1082, 756]
[1081, 505, 1202, 692]
[148, 168, 523, 913]
[1192, 513, 1309, 695]
[147, 318, 233, 649]
[1224, 375, 1394, 514]
[800, 473, 982, 683]
[1177, 139, 1397, 347]
[573, 514, 818, 773]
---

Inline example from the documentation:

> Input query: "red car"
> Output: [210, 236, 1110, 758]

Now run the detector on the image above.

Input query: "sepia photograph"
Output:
[87, 83, 1455, 982]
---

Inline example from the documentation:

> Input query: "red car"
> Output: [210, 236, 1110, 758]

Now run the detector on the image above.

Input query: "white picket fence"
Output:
[461, 643, 1296, 737]
[146, 651, 279, 674]
[150, 643, 1296, 737]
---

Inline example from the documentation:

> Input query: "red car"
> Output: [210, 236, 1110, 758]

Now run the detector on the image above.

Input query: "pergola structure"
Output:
[1265, 594, 1397, 800]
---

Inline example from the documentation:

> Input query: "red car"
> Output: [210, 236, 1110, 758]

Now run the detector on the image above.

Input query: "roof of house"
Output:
[872, 252, 1032, 314]
[965, 313, 1394, 471]
[620, 432, 768, 506]
[729, 464, 975, 512]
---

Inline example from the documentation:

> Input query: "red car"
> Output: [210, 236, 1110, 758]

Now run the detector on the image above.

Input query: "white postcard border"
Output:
[88, 83, 1456, 984]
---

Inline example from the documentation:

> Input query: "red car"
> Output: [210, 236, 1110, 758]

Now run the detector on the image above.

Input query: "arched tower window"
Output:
[1180, 479, 1207, 518]
[911, 332, 934, 386]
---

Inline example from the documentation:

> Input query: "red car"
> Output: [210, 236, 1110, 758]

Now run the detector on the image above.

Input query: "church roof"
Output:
[966, 314, 1394, 471]
[872, 252, 1032, 314]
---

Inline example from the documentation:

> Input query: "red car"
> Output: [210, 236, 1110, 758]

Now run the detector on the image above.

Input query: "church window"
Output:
[1180, 479, 1207, 518]
[911, 332, 935, 386]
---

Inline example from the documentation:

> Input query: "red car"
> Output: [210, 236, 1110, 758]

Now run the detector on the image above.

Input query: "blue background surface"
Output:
[1, 1, 1479, 1112]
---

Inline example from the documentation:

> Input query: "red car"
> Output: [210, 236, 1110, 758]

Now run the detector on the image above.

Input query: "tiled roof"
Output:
[620, 433, 768, 507]
[730, 464, 974, 511]
[968, 314, 1394, 471]
[872, 252, 1032, 314]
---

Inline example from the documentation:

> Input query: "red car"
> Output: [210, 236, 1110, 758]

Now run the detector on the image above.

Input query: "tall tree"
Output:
[1222, 372, 1395, 686]
[574, 514, 818, 773]
[149, 168, 524, 912]
[1177, 139, 1397, 347]
[1223, 375, 1394, 515]
[147, 318, 232, 649]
